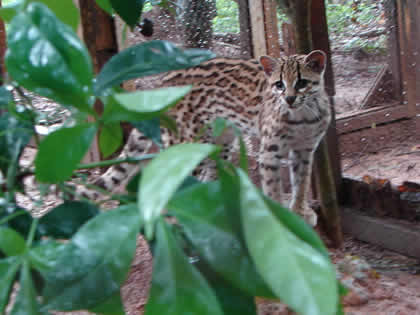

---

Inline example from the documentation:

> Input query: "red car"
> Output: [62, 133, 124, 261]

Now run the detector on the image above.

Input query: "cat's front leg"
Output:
[289, 149, 317, 226]
[259, 137, 288, 206]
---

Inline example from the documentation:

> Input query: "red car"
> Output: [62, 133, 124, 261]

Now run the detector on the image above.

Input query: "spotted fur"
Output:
[81, 50, 331, 226]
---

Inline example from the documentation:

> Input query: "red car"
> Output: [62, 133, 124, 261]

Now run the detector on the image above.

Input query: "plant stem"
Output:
[76, 154, 156, 170]
[26, 218, 39, 247]
[0, 210, 27, 226]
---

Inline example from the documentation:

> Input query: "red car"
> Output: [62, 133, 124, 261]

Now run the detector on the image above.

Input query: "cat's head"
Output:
[259, 50, 326, 109]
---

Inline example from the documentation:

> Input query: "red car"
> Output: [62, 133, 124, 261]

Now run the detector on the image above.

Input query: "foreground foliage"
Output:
[0, 1, 345, 314]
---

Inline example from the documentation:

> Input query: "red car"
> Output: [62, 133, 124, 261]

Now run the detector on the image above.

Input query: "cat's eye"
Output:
[295, 79, 310, 90]
[275, 81, 284, 89]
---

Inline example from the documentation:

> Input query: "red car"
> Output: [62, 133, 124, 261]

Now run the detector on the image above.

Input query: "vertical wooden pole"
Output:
[311, 0, 342, 246]
[249, 0, 267, 57]
[79, 0, 119, 162]
[238, 0, 253, 58]
[263, 0, 281, 58]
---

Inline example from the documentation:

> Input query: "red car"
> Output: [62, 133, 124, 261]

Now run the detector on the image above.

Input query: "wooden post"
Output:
[238, 0, 253, 59]
[79, 0, 119, 162]
[311, 0, 343, 246]
[263, 0, 281, 58]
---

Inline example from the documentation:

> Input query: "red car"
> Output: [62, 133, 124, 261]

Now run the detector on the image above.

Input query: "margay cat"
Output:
[84, 50, 331, 226]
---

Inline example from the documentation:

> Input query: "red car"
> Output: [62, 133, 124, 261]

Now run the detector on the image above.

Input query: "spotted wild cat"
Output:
[81, 50, 331, 226]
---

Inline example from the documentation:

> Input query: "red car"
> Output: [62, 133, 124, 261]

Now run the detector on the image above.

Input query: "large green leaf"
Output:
[42, 205, 140, 311]
[0, 87, 13, 107]
[99, 122, 123, 158]
[0, 1, 22, 22]
[6, 3, 94, 112]
[145, 220, 223, 315]
[237, 169, 338, 315]
[38, 201, 100, 238]
[30, 0, 80, 31]
[168, 181, 274, 298]
[28, 240, 64, 275]
[11, 261, 41, 315]
[0, 113, 33, 178]
[139, 143, 218, 239]
[110, 0, 144, 27]
[89, 292, 125, 315]
[0, 256, 21, 312]
[195, 261, 257, 315]
[0, 227, 26, 257]
[35, 124, 97, 183]
[113, 86, 192, 117]
[95, 0, 113, 15]
[94, 40, 215, 95]
[131, 118, 161, 145]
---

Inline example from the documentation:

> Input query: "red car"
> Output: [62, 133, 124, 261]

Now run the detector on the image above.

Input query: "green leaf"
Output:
[89, 292, 125, 315]
[195, 261, 257, 315]
[42, 205, 140, 311]
[0, 256, 21, 312]
[145, 220, 223, 315]
[94, 40, 215, 95]
[0, 86, 13, 107]
[0, 113, 33, 178]
[95, 0, 113, 15]
[6, 3, 94, 112]
[264, 197, 329, 258]
[11, 261, 41, 315]
[99, 122, 123, 158]
[35, 124, 97, 183]
[0, 227, 26, 257]
[110, 0, 144, 27]
[131, 118, 161, 145]
[0, 1, 22, 23]
[168, 181, 274, 298]
[237, 169, 338, 315]
[30, 0, 80, 31]
[38, 201, 100, 238]
[28, 240, 64, 275]
[113, 85, 192, 117]
[139, 143, 218, 239]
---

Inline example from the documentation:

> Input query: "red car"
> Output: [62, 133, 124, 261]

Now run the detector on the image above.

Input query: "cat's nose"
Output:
[285, 96, 296, 105]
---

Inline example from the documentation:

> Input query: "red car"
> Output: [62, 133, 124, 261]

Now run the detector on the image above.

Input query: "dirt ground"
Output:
[14, 9, 420, 315]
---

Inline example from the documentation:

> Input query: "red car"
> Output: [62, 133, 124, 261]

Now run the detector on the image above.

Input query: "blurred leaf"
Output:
[131, 118, 161, 145]
[99, 122, 123, 158]
[110, 0, 144, 27]
[145, 220, 223, 315]
[28, 240, 64, 275]
[0, 1, 22, 22]
[114, 86, 191, 117]
[38, 201, 100, 238]
[94, 40, 215, 95]
[168, 181, 275, 298]
[95, 0, 113, 15]
[31, 0, 79, 31]
[139, 143, 218, 239]
[195, 260, 257, 315]
[11, 261, 41, 315]
[35, 124, 97, 183]
[89, 292, 125, 315]
[0, 256, 21, 312]
[6, 3, 94, 112]
[42, 205, 140, 311]
[0, 227, 27, 257]
[0, 113, 33, 178]
[0, 87, 13, 107]
[237, 169, 338, 315]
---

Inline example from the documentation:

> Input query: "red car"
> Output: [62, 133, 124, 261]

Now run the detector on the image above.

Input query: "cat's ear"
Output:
[259, 56, 277, 76]
[304, 50, 326, 74]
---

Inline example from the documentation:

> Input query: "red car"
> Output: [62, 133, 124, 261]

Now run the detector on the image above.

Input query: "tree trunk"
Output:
[182, 0, 215, 49]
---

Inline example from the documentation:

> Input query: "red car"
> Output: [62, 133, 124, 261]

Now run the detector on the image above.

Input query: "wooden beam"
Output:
[238, 0, 253, 59]
[336, 103, 411, 135]
[341, 208, 420, 259]
[249, 0, 267, 57]
[263, 0, 281, 58]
